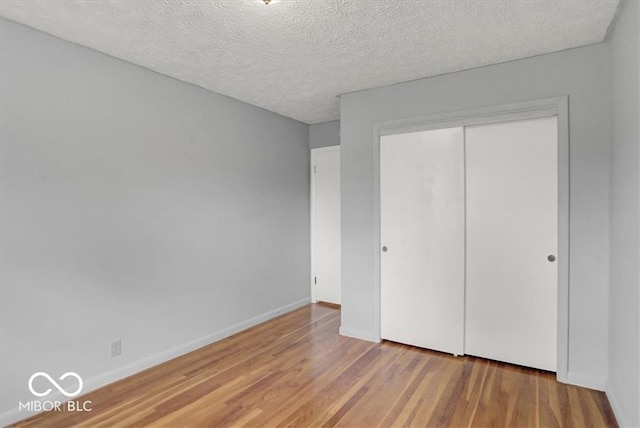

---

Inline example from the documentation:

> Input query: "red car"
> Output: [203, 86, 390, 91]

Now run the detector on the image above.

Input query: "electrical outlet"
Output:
[111, 340, 121, 358]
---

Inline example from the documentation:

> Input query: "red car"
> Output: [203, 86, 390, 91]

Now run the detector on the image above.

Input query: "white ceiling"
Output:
[0, 0, 619, 124]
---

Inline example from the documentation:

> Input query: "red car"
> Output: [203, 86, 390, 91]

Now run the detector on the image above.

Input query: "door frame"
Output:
[310, 145, 341, 304]
[371, 96, 569, 383]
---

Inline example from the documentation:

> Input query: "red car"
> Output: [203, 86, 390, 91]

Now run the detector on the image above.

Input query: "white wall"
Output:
[0, 19, 310, 424]
[607, 1, 640, 426]
[309, 121, 340, 149]
[340, 43, 611, 390]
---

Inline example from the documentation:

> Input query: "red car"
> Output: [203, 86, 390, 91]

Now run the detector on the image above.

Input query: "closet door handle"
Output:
[547, 255, 556, 262]
[382, 246, 388, 253]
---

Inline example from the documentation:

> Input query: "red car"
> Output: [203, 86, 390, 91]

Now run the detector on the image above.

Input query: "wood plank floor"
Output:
[13, 304, 617, 427]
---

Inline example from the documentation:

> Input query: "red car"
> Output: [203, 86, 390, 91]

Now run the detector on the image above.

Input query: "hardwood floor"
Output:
[13, 304, 616, 427]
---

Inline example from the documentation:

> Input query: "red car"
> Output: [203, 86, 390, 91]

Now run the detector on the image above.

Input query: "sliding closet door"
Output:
[380, 128, 465, 355]
[465, 117, 558, 371]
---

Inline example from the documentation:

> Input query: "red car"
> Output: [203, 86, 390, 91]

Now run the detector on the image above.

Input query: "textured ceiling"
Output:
[0, 0, 619, 124]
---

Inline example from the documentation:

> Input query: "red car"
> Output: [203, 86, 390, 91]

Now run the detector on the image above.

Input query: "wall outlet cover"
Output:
[111, 340, 121, 358]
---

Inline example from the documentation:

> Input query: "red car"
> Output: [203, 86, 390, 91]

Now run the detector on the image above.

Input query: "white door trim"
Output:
[371, 96, 570, 384]
[310, 146, 341, 303]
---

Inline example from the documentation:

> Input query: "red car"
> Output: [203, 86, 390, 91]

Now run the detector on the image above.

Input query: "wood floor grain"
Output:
[13, 304, 617, 427]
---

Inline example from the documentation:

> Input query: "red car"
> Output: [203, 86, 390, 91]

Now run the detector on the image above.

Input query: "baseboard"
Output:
[339, 326, 380, 343]
[0, 298, 310, 427]
[566, 371, 606, 391]
[605, 387, 627, 427]
[605, 388, 630, 427]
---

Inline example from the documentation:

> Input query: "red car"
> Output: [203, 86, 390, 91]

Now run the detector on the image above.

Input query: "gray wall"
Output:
[340, 43, 610, 389]
[607, 1, 640, 426]
[0, 18, 310, 422]
[309, 120, 340, 149]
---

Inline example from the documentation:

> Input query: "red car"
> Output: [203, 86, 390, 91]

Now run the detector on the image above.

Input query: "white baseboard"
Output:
[605, 385, 640, 428]
[605, 387, 628, 427]
[566, 371, 606, 391]
[0, 298, 310, 427]
[339, 326, 380, 343]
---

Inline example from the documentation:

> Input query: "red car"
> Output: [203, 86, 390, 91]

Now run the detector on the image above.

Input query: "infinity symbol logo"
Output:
[28, 372, 83, 398]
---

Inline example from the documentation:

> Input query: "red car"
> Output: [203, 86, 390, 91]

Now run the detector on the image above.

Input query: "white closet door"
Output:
[465, 117, 558, 371]
[312, 147, 341, 304]
[381, 128, 465, 355]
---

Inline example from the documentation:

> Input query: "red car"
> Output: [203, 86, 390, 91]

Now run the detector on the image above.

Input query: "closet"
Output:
[380, 116, 558, 372]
